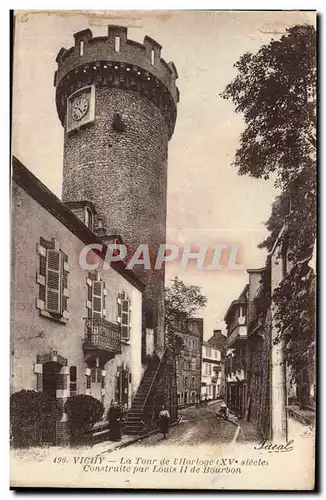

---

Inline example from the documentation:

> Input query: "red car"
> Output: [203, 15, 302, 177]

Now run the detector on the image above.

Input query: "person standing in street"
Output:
[107, 400, 122, 441]
[159, 404, 170, 439]
[217, 402, 230, 420]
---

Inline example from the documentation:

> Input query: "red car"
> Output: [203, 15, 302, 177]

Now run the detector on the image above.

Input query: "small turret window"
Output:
[80, 40, 84, 56]
[151, 49, 155, 65]
[115, 36, 120, 52]
[85, 207, 93, 230]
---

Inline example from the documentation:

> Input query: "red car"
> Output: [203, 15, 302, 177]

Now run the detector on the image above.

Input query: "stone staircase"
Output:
[124, 356, 160, 435]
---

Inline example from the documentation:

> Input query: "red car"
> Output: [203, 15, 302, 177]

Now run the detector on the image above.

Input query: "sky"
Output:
[12, 10, 315, 339]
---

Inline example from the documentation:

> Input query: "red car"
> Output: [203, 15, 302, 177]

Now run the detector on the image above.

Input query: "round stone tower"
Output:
[54, 25, 179, 354]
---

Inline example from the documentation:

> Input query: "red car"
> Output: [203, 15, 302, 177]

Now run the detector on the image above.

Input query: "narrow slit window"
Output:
[115, 36, 120, 52]
[151, 49, 155, 65]
[80, 40, 84, 56]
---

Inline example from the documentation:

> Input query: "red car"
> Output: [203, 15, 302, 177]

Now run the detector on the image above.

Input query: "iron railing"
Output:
[141, 347, 168, 413]
[84, 317, 121, 355]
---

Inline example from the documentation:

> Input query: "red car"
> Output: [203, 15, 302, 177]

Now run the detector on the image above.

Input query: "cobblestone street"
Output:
[134, 401, 238, 447]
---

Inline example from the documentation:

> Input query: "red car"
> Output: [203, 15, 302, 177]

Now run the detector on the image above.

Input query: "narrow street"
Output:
[134, 400, 237, 447]
[10, 399, 263, 489]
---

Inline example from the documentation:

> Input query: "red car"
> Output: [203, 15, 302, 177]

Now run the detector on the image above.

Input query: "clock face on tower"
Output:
[66, 85, 95, 133]
[72, 96, 89, 121]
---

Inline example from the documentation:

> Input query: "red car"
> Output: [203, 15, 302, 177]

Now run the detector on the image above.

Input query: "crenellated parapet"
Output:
[54, 25, 179, 139]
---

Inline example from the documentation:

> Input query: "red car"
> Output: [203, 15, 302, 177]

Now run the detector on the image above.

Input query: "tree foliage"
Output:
[10, 390, 62, 447]
[221, 24, 316, 395]
[165, 277, 207, 357]
[221, 24, 316, 188]
[65, 394, 104, 443]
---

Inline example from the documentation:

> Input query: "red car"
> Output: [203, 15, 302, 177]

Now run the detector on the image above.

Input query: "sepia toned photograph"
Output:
[10, 9, 316, 490]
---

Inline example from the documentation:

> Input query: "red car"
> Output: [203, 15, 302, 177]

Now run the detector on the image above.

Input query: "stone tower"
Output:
[54, 25, 179, 354]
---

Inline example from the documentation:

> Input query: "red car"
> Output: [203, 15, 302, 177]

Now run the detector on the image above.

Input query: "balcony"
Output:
[227, 368, 246, 383]
[83, 317, 121, 362]
[226, 322, 247, 348]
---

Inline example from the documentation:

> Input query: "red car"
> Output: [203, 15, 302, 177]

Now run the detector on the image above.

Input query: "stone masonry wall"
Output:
[62, 87, 169, 351]
[247, 311, 272, 439]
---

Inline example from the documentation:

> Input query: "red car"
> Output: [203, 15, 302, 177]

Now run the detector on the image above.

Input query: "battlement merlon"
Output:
[54, 25, 179, 104]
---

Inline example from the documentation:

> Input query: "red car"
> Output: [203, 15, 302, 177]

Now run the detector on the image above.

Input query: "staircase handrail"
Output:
[141, 347, 168, 412]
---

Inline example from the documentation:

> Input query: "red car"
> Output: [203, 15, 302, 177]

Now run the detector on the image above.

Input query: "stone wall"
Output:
[11, 180, 142, 416]
[55, 25, 179, 355]
[62, 87, 168, 352]
[247, 310, 272, 439]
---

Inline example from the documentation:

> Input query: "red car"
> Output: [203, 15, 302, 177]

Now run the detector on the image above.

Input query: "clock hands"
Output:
[70, 94, 89, 123]
[72, 97, 89, 121]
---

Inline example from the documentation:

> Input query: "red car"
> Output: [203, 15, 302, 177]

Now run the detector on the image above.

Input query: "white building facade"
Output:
[201, 342, 221, 400]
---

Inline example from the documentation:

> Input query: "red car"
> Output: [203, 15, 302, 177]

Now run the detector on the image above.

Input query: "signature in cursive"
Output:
[254, 438, 294, 453]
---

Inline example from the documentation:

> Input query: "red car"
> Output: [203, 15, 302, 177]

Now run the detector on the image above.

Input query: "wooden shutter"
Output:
[117, 292, 131, 341]
[117, 295, 122, 323]
[102, 281, 107, 317]
[121, 294, 130, 340]
[38, 253, 46, 303]
[92, 280, 103, 318]
[61, 253, 69, 318]
[45, 250, 62, 314]
[87, 276, 93, 319]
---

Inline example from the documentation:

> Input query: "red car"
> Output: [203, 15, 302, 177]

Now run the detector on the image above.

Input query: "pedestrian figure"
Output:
[217, 402, 229, 420]
[121, 403, 128, 433]
[159, 404, 170, 439]
[107, 400, 122, 441]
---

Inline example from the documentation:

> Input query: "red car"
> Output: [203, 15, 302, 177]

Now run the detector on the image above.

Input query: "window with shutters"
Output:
[117, 291, 131, 341]
[36, 238, 69, 321]
[86, 273, 107, 319]
[92, 281, 103, 318]
[46, 250, 62, 314]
